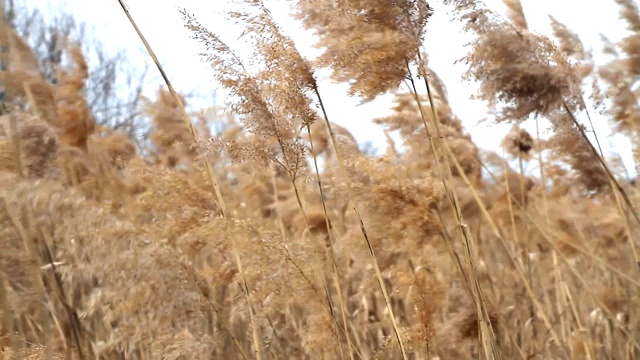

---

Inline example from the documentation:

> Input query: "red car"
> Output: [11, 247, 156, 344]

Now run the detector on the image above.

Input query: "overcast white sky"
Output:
[39, 0, 637, 172]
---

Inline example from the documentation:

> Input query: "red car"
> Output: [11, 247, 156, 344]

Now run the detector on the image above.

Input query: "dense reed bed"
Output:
[2, 0, 640, 359]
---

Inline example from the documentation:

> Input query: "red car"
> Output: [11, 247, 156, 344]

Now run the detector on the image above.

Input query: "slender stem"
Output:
[311, 81, 408, 359]
[562, 101, 640, 270]
[116, 2, 266, 358]
[116, 0, 227, 217]
[407, 58, 501, 358]
[306, 122, 355, 360]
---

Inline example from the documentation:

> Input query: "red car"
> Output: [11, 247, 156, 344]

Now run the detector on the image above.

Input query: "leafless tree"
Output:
[3, 0, 152, 146]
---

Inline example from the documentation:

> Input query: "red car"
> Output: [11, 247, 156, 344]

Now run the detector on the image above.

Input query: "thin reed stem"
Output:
[561, 101, 640, 270]
[306, 122, 355, 360]
[310, 82, 408, 359]
[115, 2, 263, 358]
[115, 0, 227, 217]
[406, 58, 501, 359]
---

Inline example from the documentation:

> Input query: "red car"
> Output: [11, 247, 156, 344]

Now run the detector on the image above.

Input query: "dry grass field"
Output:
[2, 0, 640, 359]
